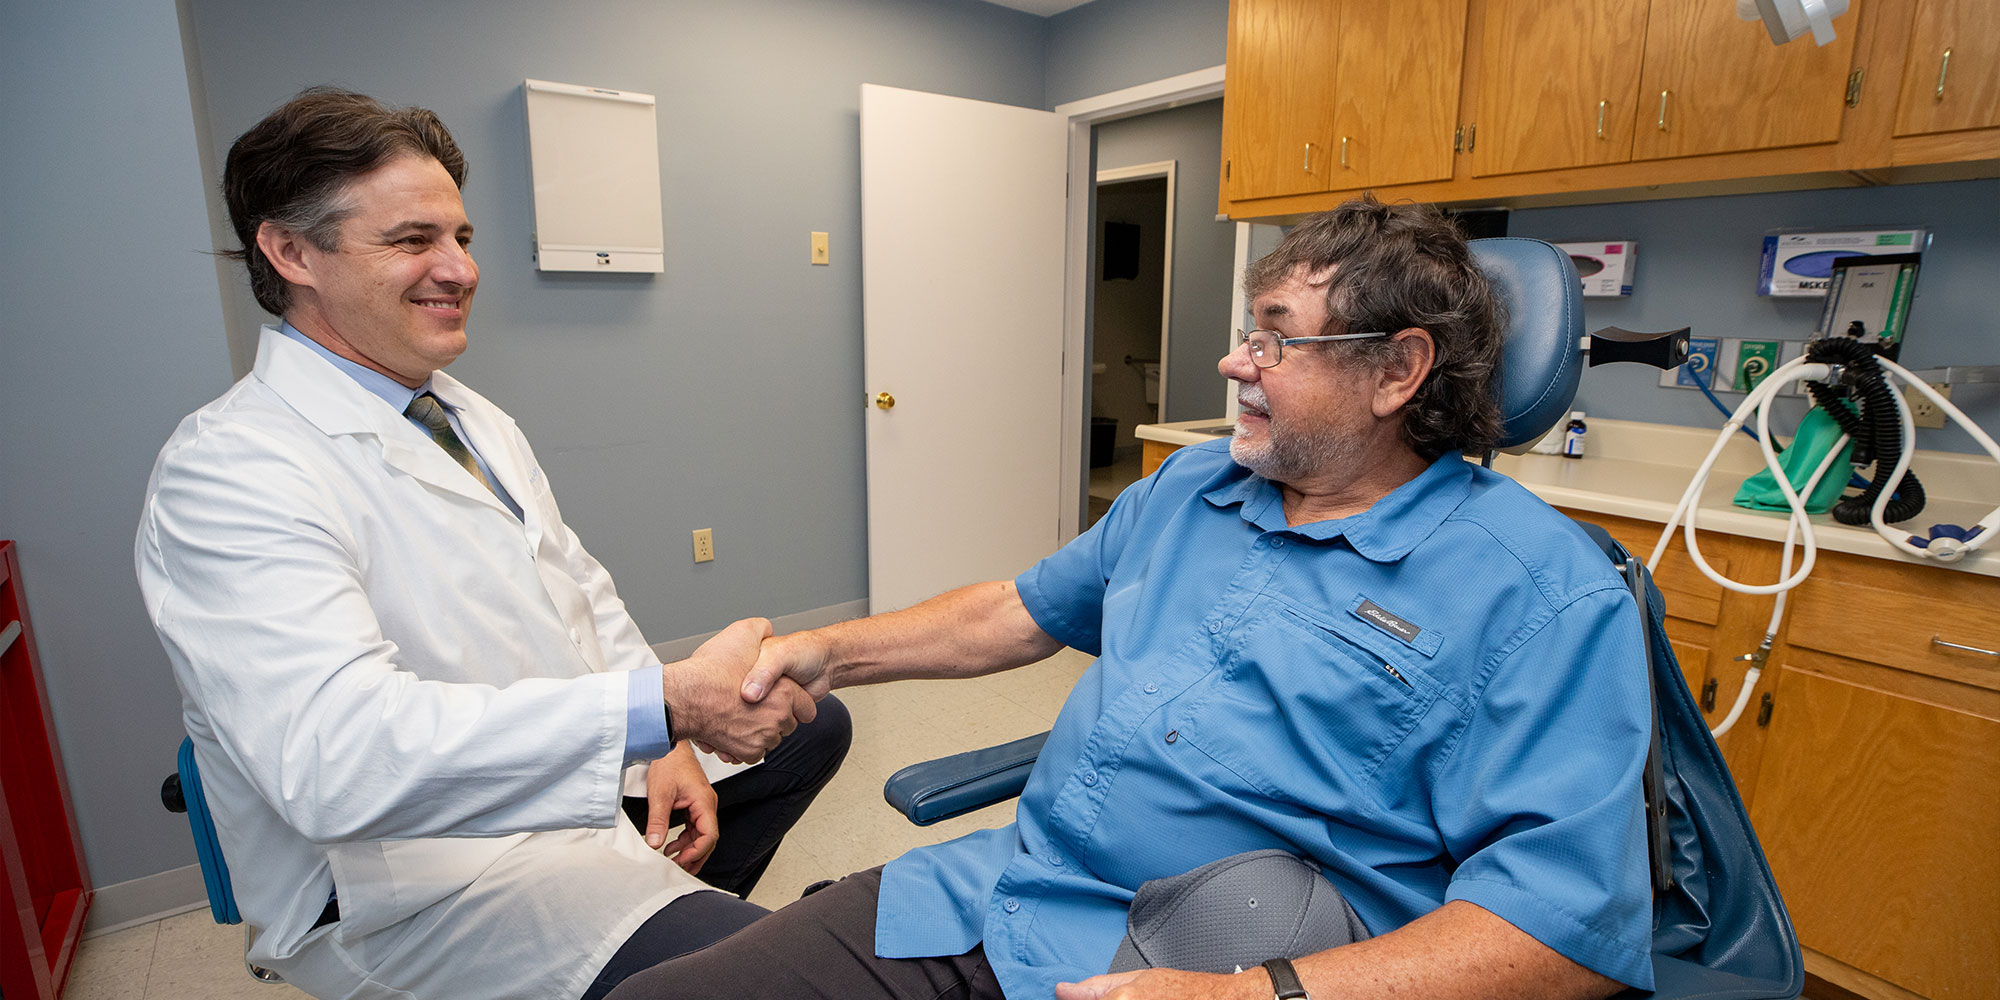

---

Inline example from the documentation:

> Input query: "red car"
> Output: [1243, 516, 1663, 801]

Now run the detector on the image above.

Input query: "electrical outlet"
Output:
[691, 528, 714, 563]
[1906, 382, 1950, 429]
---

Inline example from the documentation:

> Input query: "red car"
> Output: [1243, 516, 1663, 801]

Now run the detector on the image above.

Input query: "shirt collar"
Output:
[278, 321, 439, 414]
[1203, 451, 1475, 562]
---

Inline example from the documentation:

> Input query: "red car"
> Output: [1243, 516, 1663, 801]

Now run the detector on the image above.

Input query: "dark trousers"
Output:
[603, 866, 1003, 1000]
[581, 694, 853, 1000]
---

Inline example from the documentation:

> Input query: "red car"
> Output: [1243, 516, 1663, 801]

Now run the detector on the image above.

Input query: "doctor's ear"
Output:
[255, 221, 318, 289]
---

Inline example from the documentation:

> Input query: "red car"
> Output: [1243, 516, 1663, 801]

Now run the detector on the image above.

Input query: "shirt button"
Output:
[1143, 682, 1158, 694]
[1274, 537, 1286, 547]
[1082, 771, 1098, 786]
[1049, 855, 1064, 867]
[1003, 898, 1020, 913]
[1207, 621, 1220, 633]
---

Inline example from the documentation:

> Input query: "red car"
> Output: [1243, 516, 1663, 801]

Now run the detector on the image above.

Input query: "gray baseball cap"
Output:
[1108, 850, 1371, 974]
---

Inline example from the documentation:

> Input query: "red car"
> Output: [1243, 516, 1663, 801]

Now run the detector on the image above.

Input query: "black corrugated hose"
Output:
[1804, 334, 1926, 525]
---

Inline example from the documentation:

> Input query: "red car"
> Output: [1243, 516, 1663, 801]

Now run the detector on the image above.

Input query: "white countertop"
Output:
[1135, 416, 2000, 577]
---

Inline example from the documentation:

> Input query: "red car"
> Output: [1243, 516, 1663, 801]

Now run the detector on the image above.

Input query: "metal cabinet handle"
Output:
[1597, 100, 1607, 139]
[1932, 635, 1997, 657]
[1657, 90, 1671, 132]
[1936, 48, 1952, 101]
[1303, 143, 1313, 172]
[1339, 136, 1349, 168]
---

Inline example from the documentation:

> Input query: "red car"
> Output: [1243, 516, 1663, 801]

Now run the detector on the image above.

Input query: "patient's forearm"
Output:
[809, 579, 1062, 689]
[1292, 900, 1621, 1000]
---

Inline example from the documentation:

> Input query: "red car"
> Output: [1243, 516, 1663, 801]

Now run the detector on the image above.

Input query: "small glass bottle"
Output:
[1562, 411, 1587, 459]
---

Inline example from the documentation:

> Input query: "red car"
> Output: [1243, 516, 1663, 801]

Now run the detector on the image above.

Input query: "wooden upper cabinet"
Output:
[1631, 0, 1861, 161]
[1470, 0, 1649, 177]
[1327, 0, 1469, 189]
[1893, 0, 2000, 137]
[1222, 0, 1339, 201]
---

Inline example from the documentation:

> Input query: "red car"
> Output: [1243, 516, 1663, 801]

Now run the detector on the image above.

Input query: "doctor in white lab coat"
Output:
[135, 89, 839, 1000]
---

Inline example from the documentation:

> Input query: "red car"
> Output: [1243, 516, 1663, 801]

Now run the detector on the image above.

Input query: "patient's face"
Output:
[1222, 267, 1373, 485]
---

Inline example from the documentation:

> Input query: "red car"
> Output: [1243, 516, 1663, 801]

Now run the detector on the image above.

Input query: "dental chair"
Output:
[883, 237, 1805, 999]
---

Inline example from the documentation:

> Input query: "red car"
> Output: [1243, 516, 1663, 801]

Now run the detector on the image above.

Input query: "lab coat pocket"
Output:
[1176, 603, 1439, 810]
[324, 834, 527, 938]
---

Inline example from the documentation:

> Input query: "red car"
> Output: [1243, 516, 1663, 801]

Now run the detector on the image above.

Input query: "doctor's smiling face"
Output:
[259, 154, 479, 388]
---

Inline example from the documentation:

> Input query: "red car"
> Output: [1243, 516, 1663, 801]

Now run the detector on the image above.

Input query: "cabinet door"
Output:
[1471, 0, 1649, 176]
[1222, 0, 1338, 200]
[1632, 0, 1860, 161]
[1327, 0, 1469, 190]
[1893, 0, 2000, 137]
[1749, 660, 2000, 1000]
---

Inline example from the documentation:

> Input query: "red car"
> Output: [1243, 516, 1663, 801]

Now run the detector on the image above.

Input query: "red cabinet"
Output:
[1, 540, 92, 999]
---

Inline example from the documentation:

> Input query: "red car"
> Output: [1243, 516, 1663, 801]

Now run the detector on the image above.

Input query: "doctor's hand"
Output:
[739, 630, 833, 704]
[664, 617, 817, 764]
[1055, 968, 1261, 1000]
[644, 744, 718, 872]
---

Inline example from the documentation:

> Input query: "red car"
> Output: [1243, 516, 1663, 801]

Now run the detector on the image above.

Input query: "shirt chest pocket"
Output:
[1174, 603, 1440, 807]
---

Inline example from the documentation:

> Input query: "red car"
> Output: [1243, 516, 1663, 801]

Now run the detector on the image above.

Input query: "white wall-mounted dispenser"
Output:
[522, 79, 665, 273]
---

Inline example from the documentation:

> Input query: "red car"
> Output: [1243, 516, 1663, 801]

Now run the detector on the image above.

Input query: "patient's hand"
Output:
[664, 618, 817, 763]
[1055, 968, 1261, 1000]
[740, 630, 833, 703]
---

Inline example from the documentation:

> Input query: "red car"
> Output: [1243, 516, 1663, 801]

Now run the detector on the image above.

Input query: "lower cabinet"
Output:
[1561, 511, 2000, 1000]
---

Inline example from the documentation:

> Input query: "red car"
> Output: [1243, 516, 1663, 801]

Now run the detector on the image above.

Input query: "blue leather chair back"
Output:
[1468, 238, 1585, 451]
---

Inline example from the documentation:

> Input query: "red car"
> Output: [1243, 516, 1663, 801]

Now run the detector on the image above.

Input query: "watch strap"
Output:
[1262, 957, 1310, 1000]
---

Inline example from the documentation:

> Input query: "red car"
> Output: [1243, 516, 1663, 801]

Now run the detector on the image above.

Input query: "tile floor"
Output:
[60, 650, 1092, 999]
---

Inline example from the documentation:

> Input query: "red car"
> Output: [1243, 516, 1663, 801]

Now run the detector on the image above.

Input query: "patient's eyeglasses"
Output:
[1236, 328, 1390, 369]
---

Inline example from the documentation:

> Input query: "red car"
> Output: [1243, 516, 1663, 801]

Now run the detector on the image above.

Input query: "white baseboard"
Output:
[84, 863, 210, 938]
[89, 600, 871, 937]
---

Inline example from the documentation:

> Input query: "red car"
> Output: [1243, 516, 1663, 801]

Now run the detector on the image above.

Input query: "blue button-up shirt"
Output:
[875, 440, 1655, 995]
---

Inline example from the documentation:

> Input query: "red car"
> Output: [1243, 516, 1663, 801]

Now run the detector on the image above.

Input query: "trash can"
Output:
[1090, 417, 1118, 468]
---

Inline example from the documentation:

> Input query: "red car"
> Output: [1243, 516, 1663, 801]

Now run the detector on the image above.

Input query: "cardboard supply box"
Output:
[1554, 241, 1635, 297]
[1757, 228, 1927, 296]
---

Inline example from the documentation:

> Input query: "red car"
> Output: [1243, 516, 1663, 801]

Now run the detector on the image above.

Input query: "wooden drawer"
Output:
[1558, 510, 1729, 626]
[1786, 551, 2000, 693]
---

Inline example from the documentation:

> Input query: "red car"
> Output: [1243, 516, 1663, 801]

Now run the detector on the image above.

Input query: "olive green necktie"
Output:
[404, 392, 500, 498]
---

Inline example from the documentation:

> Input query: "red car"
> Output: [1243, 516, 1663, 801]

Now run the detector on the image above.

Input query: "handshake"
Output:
[660, 618, 832, 764]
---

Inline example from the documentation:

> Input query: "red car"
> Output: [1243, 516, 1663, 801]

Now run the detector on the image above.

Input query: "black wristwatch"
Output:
[1261, 958, 1311, 1000]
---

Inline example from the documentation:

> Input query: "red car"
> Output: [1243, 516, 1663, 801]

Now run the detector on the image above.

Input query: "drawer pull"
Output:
[1931, 636, 1997, 657]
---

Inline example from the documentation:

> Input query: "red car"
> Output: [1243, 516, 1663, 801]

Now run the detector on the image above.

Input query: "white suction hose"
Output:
[1648, 352, 2000, 737]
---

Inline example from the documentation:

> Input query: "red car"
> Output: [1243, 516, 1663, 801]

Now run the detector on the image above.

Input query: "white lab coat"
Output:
[136, 327, 712, 1000]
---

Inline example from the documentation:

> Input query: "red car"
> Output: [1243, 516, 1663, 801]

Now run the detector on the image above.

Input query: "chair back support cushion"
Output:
[1468, 238, 1583, 451]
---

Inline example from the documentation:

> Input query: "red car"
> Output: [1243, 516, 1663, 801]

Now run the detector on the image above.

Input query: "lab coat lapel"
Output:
[251, 326, 513, 516]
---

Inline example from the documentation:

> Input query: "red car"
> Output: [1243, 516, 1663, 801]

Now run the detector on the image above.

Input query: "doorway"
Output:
[1087, 164, 1174, 527]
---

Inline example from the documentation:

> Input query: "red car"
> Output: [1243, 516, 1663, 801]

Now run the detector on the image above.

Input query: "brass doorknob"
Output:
[875, 392, 896, 411]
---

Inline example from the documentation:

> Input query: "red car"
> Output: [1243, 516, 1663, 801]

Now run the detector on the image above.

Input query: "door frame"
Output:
[1052, 65, 1225, 542]
[1094, 160, 1177, 421]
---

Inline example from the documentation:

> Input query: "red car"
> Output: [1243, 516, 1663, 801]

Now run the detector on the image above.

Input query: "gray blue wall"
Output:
[0, 0, 234, 888]
[1044, 0, 1228, 107]
[1094, 99, 1237, 421]
[1511, 179, 2000, 454]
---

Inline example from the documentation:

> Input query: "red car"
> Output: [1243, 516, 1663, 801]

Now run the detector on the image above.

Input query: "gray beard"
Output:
[1230, 385, 1366, 486]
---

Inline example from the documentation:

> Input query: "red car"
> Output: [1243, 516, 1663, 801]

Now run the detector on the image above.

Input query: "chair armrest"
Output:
[884, 731, 1047, 826]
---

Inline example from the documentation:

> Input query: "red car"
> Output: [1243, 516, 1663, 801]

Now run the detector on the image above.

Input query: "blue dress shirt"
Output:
[875, 440, 1656, 995]
[277, 323, 672, 762]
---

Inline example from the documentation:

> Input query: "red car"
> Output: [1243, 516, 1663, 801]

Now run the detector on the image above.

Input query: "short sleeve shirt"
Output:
[875, 441, 1656, 997]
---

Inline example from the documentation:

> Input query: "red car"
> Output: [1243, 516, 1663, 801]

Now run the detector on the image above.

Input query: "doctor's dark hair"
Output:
[1242, 196, 1504, 460]
[221, 87, 467, 316]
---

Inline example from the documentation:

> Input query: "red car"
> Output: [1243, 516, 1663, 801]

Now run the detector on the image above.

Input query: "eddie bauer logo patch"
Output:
[1356, 599, 1421, 644]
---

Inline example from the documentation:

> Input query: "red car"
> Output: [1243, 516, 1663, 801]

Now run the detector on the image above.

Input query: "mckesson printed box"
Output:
[1554, 241, 1635, 297]
[1758, 228, 1927, 296]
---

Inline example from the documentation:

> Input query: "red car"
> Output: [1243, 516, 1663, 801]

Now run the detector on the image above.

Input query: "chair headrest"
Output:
[1468, 238, 1583, 451]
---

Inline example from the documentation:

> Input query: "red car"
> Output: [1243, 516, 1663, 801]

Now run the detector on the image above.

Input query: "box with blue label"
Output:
[1553, 241, 1635, 297]
[1758, 228, 1927, 297]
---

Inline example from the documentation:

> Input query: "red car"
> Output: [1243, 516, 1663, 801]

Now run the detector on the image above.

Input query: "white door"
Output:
[861, 84, 1068, 613]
